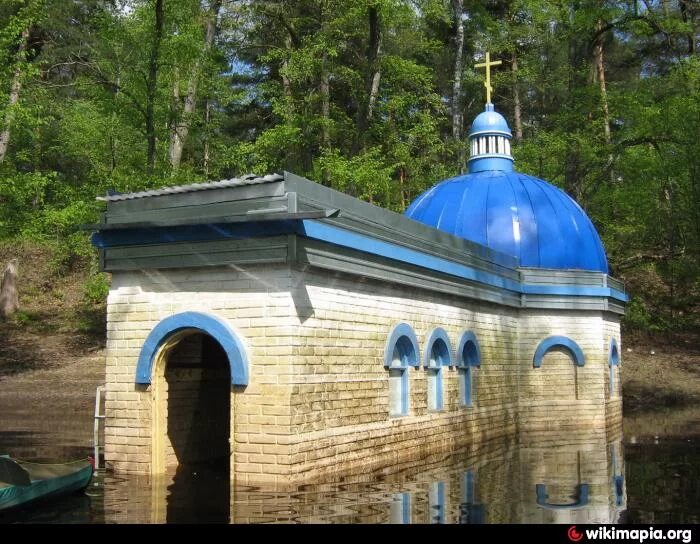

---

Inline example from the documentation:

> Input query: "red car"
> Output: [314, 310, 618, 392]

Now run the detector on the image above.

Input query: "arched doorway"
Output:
[135, 311, 248, 476]
[151, 331, 231, 523]
[155, 332, 230, 470]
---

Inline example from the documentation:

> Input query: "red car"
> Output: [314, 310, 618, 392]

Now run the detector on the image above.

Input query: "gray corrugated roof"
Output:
[97, 173, 284, 202]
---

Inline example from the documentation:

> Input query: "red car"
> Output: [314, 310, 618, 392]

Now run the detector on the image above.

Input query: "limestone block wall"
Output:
[104, 261, 622, 485]
[285, 268, 520, 481]
[603, 318, 624, 434]
[104, 264, 299, 477]
[517, 310, 621, 434]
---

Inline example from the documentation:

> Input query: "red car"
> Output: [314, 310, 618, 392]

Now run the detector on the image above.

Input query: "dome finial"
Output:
[474, 52, 502, 106]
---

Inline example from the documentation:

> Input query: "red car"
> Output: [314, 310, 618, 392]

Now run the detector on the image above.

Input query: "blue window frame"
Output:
[609, 338, 620, 398]
[533, 336, 585, 368]
[384, 323, 419, 416]
[457, 331, 481, 407]
[424, 328, 452, 411]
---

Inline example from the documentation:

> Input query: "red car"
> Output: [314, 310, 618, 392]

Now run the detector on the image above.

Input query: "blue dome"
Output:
[404, 170, 609, 272]
[469, 104, 512, 137]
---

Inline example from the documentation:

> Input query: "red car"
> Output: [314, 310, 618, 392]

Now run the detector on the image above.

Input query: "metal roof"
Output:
[97, 173, 284, 202]
[405, 169, 609, 273]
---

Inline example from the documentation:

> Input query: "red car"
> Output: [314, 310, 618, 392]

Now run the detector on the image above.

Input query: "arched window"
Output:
[533, 336, 585, 368]
[384, 323, 420, 416]
[424, 328, 452, 411]
[457, 331, 481, 407]
[609, 338, 620, 398]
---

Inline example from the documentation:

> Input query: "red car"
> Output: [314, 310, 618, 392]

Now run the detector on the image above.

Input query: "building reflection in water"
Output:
[101, 429, 626, 524]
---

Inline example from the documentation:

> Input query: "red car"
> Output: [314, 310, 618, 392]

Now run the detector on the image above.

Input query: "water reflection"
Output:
[164, 463, 230, 523]
[19, 428, 699, 524]
[4, 408, 699, 523]
[96, 429, 626, 523]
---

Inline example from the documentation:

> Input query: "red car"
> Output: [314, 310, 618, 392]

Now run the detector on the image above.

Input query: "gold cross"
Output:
[475, 52, 502, 105]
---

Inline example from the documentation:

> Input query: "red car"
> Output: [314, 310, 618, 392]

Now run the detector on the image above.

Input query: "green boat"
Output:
[0, 455, 94, 512]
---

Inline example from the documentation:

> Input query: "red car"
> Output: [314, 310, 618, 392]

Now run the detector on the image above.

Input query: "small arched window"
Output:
[457, 331, 481, 407]
[424, 328, 452, 411]
[384, 323, 420, 416]
[609, 338, 620, 398]
[533, 336, 585, 368]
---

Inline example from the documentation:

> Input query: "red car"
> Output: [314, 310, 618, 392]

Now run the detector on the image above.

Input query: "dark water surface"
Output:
[1, 408, 698, 524]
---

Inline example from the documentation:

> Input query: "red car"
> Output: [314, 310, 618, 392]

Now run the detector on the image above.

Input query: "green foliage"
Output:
[83, 271, 110, 305]
[0, 0, 697, 333]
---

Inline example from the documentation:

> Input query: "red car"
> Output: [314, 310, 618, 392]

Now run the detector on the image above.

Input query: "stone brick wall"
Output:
[103, 263, 622, 485]
[104, 265, 298, 477]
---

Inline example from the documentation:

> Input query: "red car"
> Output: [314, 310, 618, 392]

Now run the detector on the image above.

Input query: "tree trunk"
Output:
[512, 51, 523, 142]
[0, 259, 19, 319]
[281, 30, 293, 102]
[0, 29, 29, 164]
[169, 0, 222, 171]
[146, 0, 164, 172]
[565, 13, 587, 200]
[366, 5, 382, 123]
[203, 98, 211, 176]
[355, 5, 382, 152]
[593, 20, 611, 144]
[679, 0, 696, 55]
[451, 0, 464, 142]
[320, 51, 330, 149]
[168, 68, 181, 167]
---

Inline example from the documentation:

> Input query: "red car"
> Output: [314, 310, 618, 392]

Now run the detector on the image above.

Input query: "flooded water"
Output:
[1, 407, 698, 524]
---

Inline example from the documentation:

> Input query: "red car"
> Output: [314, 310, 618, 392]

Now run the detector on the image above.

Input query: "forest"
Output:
[0, 0, 698, 333]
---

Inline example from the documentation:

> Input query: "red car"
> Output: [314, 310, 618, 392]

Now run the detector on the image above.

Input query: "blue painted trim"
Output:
[536, 484, 589, 510]
[468, 156, 514, 173]
[463, 471, 475, 505]
[609, 338, 620, 397]
[384, 323, 420, 368]
[401, 369, 409, 415]
[521, 284, 629, 301]
[614, 475, 625, 507]
[301, 220, 521, 289]
[427, 367, 444, 411]
[302, 221, 628, 302]
[533, 336, 585, 368]
[460, 367, 473, 407]
[423, 328, 453, 368]
[135, 312, 249, 386]
[402, 493, 411, 523]
[92, 217, 628, 303]
[392, 493, 411, 523]
[457, 331, 481, 368]
[609, 338, 620, 366]
[431, 481, 446, 524]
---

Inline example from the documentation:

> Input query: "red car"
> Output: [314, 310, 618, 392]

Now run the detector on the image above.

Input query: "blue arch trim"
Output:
[135, 312, 249, 386]
[609, 338, 620, 366]
[384, 323, 420, 368]
[536, 484, 589, 510]
[457, 331, 482, 368]
[424, 328, 453, 368]
[533, 336, 585, 368]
